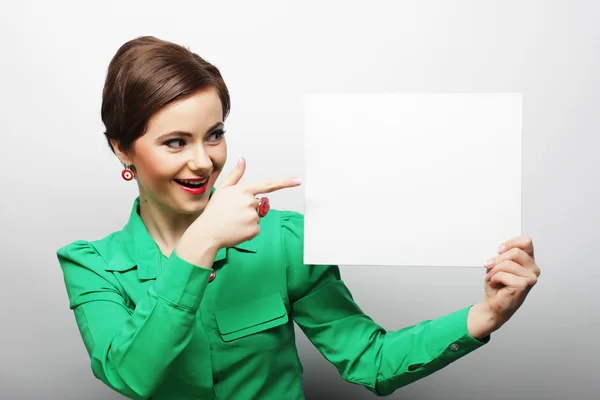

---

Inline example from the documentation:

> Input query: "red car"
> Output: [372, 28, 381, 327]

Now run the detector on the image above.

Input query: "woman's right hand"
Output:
[176, 157, 301, 265]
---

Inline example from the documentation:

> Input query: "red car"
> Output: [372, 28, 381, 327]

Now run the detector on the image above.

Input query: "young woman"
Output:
[57, 36, 540, 400]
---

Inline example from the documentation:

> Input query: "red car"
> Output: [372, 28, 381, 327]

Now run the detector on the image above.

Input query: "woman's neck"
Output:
[138, 194, 199, 257]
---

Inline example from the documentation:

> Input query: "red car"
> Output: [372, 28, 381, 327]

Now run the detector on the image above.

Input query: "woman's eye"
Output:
[164, 138, 186, 148]
[207, 129, 226, 142]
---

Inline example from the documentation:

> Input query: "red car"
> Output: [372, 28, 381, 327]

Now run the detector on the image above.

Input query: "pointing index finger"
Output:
[243, 177, 302, 195]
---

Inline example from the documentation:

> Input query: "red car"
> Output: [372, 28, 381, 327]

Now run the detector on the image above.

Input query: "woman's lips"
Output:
[174, 178, 209, 195]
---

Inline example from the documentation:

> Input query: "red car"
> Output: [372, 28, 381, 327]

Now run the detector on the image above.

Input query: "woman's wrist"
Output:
[175, 234, 220, 270]
[467, 301, 498, 339]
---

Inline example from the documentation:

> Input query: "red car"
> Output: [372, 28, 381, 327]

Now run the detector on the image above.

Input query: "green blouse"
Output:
[56, 196, 489, 399]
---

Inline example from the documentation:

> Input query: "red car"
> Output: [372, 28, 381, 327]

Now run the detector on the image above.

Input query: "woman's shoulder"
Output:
[254, 208, 309, 264]
[260, 208, 304, 228]
[56, 230, 125, 270]
[56, 230, 131, 308]
[255, 208, 305, 245]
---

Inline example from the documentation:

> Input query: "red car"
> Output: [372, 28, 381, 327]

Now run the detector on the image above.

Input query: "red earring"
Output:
[122, 166, 134, 181]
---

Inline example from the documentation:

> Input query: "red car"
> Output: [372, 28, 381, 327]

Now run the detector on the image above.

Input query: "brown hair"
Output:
[101, 36, 230, 158]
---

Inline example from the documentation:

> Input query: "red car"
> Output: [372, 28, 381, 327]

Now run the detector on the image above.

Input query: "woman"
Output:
[57, 36, 540, 400]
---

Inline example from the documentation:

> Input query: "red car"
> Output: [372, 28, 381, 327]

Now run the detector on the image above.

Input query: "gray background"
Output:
[1, 0, 598, 399]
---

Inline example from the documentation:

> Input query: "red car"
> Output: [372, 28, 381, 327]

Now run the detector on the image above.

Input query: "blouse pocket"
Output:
[215, 293, 289, 342]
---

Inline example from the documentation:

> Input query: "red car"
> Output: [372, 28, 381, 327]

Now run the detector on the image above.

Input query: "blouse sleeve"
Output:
[281, 211, 490, 396]
[56, 240, 213, 399]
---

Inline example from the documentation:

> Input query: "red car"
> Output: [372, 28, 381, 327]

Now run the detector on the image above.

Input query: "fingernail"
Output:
[293, 178, 302, 185]
[237, 157, 243, 167]
[497, 244, 506, 253]
[484, 259, 495, 268]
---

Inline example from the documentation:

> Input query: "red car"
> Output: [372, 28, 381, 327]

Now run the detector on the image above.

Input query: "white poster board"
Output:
[304, 93, 522, 267]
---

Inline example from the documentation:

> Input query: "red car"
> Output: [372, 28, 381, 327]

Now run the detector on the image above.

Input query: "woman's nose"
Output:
[187, 145, 212, 171]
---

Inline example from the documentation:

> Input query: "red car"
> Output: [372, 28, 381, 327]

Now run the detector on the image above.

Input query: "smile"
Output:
[174, 178, 207, 188]
[174, 178, 209, 195]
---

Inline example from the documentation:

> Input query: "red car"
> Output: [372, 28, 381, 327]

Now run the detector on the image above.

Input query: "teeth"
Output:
[179, 179, 205, 185]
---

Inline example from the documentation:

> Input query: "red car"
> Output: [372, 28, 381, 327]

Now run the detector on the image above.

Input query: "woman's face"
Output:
[118, 87, 227, 215]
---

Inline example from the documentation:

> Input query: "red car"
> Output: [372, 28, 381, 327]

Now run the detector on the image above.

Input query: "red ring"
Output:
[258, 197, 270, 217]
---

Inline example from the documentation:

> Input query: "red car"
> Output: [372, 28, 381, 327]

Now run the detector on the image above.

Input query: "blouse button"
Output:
[209, 270, 216, 283]
[408, 363, 423, 371]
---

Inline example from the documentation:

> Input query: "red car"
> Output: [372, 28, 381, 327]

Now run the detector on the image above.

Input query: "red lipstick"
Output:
[174, 178, 209, 195]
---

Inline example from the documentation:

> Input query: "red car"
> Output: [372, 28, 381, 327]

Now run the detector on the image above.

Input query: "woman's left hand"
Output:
[479, 236, 541, 332]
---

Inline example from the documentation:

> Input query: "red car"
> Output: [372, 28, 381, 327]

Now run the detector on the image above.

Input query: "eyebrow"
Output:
[157, 122, 224, 140]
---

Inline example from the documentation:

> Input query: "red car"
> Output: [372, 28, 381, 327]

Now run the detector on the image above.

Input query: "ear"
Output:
[110, 139, 134, 166]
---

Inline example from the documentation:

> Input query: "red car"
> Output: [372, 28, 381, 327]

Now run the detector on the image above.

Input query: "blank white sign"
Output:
[303, 93, 522, 267]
